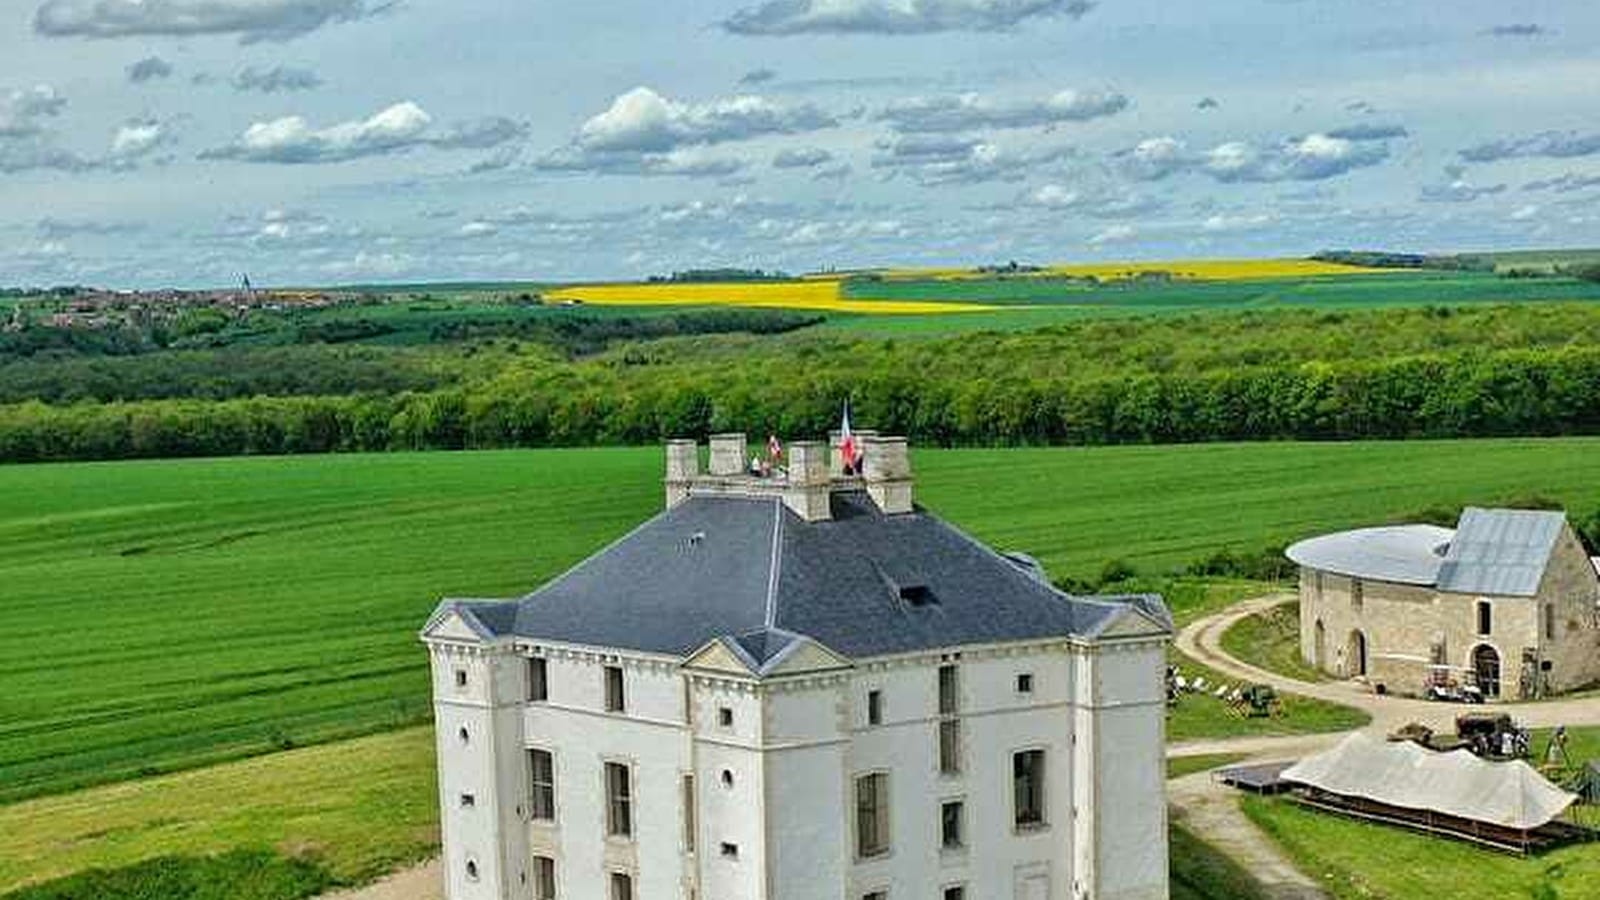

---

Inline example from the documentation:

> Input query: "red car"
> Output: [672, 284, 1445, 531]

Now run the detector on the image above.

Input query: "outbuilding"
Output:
[1286, 508, 1600, 699]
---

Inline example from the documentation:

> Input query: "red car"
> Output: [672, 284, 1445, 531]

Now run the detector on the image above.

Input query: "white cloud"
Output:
[1120, 132, 1392, 183]
[872, 134, 1076, 185]
[877, 88, 1128, 133]
[459, 220, 498, 238]
[723, 0, 1095, 36]
[108, 119, 171, 165]
[1419, 167, 1505, 203]
[1088, 223, 1136, 245]
[0, 85, 66, 137]
[574, 87, 836, 153]
[1509, 204, 1540, 221]
[201, 101, 525, 164]
[34, 0, 377, 43]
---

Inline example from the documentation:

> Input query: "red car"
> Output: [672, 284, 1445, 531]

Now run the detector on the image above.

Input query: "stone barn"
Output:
[1287, 508, 1600, 700]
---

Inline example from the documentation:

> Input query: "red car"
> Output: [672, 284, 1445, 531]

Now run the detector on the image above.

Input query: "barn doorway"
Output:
[1473, 644, 1501, 698]
[1313, 620, 1326, 670]
[1347, 630, 1368, 678]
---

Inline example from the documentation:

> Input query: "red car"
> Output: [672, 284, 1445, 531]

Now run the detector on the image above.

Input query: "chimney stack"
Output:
[783, 441, 832, 521]
[664, 439, 699, 508]
[708, 433, 748, 477]
[863, 435, 913, 514]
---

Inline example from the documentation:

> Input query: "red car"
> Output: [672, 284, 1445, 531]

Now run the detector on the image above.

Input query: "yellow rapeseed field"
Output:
[878, 258, 1389, 282]
[544, 280, 994, 314]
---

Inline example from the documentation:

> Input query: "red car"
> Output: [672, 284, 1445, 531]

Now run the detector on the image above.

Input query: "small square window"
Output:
[944, 887, 966, 900]
[866, 689, 883, 726]
[718, 707, 734, 727]
[454, 668, 468, 688]
[720, 842, 739, 858]
[460, 793, 475, 808]
[1016, 673, 1034, 694]
[862, 892, 886, 900]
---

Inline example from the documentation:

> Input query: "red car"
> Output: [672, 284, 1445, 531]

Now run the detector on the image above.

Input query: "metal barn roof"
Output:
[1436, 508, 1566, 598]
[1285, 507, 1573, 597]
[1285, 524, 1454, 586]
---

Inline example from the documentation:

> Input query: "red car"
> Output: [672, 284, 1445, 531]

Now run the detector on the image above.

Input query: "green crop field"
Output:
[4, 438, 1600, 804]
[829, 270, 1600, 334]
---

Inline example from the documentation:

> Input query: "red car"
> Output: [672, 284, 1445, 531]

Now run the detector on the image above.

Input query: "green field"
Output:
[4, 438, 1600, 804]
[828, 269, 1600, 333]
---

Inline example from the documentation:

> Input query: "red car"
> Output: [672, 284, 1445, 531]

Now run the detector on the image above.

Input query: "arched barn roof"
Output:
[1286, 524, 1455, 586]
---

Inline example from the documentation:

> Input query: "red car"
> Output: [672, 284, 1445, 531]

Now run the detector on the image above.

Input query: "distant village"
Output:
[1, 286, 377, 334]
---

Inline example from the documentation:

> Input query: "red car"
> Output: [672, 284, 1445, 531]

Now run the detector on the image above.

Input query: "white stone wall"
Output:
[428, 636, 1170, 900]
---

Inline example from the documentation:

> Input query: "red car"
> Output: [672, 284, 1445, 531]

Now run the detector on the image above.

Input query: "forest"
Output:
[1, 303, 1599, 462]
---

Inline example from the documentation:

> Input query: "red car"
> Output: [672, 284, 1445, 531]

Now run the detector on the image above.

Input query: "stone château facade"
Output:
[421, 433, 1173, 900]
[1287, 508, 1600, 699]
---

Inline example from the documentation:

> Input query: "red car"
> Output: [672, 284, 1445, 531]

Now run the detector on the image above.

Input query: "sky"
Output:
[1, 0, 1598, 288]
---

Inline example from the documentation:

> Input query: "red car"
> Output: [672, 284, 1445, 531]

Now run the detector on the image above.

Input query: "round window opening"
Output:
[465, 859, 479, 881]
[458, 726, 470, 745]
[721, 769, 735, 789]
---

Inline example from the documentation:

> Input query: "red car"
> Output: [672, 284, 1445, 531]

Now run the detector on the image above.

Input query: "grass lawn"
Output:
[1168, 753, 1249, 780]
[0, 728, 436, 895]
[1243, 794, 1600, 900]
[1219, 600, 1330, 683]
[1170, 822, 1272, 900]
[3, 438, 1598, 804]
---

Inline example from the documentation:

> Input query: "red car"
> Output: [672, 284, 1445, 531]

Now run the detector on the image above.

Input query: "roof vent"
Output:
[681, 531, 706, 551]
[899, 584, 937, 607]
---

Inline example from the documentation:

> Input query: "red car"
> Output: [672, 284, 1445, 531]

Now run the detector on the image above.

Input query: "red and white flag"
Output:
[839, 402, 862, 474]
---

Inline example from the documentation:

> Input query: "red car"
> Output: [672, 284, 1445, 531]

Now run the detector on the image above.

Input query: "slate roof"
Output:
[1436, 508, 1566, 598]
[441, 491, 1168, 660]
[1285, 507, 1572, 598]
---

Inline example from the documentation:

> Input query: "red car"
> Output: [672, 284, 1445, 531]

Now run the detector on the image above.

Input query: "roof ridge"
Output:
[764, 497, 783, 629]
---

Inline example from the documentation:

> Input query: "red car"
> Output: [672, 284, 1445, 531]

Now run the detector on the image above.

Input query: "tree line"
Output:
[2, 343, 1597, 463]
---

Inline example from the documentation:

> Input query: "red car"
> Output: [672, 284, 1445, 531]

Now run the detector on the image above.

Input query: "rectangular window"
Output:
[855, 772, 890, 858]
[528, 657, 548, 702]
[938, 664, 959, 714]
[863, 892, 886, 900]
[1014, 749, 1047, 828]
[682, 774, 696, 853]
[528, 749, 555, 821]
[940, 799, 964, 850]
[1314, 570, 1325, 601]
[533, 857, 556, 900]
[720, 842, 739, 858]
[610, 873, 633, 900]
[866, 689, 883, 726]
[454, 668, 468, 688]
[1478, 600, 1493, 636]
[605, 762, 632, 837]
[1351, 578, 1363, 610]
[943, 888, 966, 900]
[718, 707, 734, 727]
[604, 665, 625, 712]
[1016, 673, 1034, 694]
[1545, 604, 1556, 641]
[939, 719, 961, 775]
[459, 793, 475, 808]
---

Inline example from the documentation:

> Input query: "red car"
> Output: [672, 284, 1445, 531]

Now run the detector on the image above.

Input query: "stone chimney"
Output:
[863, 435, 913, 514]
[708, 433, 748, 476]
[665, 438, 699, 508]
[783, 441, 832, 522]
